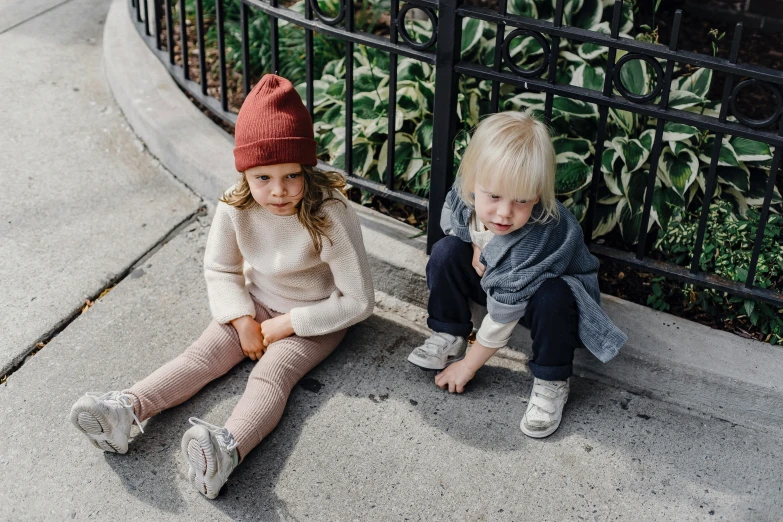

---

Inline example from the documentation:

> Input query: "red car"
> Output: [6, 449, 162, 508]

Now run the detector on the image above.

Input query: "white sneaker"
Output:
[407, 332, 467, 370]
[182, 417, 239, 499]
[70, 391, 144, 454]
[520, 378, 569, 438]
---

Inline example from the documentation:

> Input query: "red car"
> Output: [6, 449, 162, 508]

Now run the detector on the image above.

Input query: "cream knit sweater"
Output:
[203, 190, 375, 337]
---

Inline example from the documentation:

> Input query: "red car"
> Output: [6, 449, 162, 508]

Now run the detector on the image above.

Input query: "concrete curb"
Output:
[103, 0, 783, 433]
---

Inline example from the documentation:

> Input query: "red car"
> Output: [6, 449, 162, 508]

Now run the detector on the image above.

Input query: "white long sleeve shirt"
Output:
[469, 214, 520, 348]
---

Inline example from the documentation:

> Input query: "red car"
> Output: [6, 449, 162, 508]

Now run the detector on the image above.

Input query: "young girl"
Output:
[407, 111, 627, 438]
[69, 74, 375, 498]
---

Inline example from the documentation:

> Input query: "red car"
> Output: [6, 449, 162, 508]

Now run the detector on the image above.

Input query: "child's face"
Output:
[245, 163, 305, 216]
[473, 183, 539, 236]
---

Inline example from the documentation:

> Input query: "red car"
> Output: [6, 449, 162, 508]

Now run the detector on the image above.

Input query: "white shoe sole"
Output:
[407, 352, 465, 371]
[70, 396, 129, 454]
[182, 426, 222, 499]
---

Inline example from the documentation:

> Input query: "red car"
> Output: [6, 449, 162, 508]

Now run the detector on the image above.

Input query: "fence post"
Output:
[427, 0, 462, 253]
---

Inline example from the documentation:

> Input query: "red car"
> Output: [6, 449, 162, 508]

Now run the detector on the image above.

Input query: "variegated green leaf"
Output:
[322, 58, 345, 78]
[730, 137, 773, 162]
[377, 133, 423, 182]
[504, 91, 546, 111]
[578, 42, 606, 61]
[508, 34, 546, 59]
[609, 108, 636, 134]
[353, 92, 380, 122]
[620, 166, 648, 211]
[662, 122, 699, 142]
[397, 58, 430, 82]
[559, 50, 586, 64]
[571, 63, 604, 91]
[396, 83, 424, 119]
[415, 119, 434, 151]
[362, 117, 388, 138]
[461, 18, 485, 56]
[699, 137, 741, 167]
[721, 186, 749, 217]
[321, 103, 344, 127]
[650, 185, 682, 231]
[617, 54, 650, 97]
[555, 154, 592, 195]
[717, 166, 750, 193]
[639, 129, 655, 152]
[747, 167, 783, 206]
[553, 136, 593, 160]
[552, 96, 598, 117]
[669, 140, 690, 156]
[668, 90, 703, 109]
[673, 68, 712, 98]
[573, 0, 603, 29]
[619, 1, 634, 34]
[508, 0, 537, 17]
[592, 200, 621, 239]
[658, 145, 700, 198]
[326, 79, 345, 99]
[332, 138, 375, 178]
[620, 138, 650, 173]
[353, 66, 386, 93]
[617, 198, 644, 244]
[601, 147, 619, 175]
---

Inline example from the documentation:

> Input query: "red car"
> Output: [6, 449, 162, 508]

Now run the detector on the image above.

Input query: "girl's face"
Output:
[245, 162, 305, 216]
[473, 182, 539, 236]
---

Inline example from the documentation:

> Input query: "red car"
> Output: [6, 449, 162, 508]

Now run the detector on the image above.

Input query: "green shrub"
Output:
[656, 201, 783, 344]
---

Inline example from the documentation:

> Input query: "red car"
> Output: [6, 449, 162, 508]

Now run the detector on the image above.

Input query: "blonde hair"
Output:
[220, 164, 346, 254]
[456, 111, 558, 224]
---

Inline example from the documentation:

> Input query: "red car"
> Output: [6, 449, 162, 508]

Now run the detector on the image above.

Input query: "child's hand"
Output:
[435, 360, 476, 393]
[471, 243, 486, 277]
[260, 313, 295, 347]
[231, 315, 266, 361]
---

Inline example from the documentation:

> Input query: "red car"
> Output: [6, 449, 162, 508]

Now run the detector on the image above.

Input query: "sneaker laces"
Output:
[86, 391, 144, 433]
[188, 417, 238, 452]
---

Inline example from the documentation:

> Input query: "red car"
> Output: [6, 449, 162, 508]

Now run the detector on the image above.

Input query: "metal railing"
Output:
[127, 0, 783, 307]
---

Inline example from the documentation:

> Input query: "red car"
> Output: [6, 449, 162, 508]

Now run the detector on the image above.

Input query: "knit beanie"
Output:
[233, 74, 317, 172]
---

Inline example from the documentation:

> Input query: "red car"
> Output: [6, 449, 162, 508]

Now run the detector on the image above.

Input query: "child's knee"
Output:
[531, 278, 576, 314]
[428, 236, 470, 271]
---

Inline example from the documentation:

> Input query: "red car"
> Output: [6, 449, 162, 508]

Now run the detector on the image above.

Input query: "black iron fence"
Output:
[127, 0, 783, 307]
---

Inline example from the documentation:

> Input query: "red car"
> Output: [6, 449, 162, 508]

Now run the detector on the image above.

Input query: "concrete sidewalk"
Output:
[2, 225, 781, 521]
[0, 0, 201, 377]
[1, 0, 782, 519]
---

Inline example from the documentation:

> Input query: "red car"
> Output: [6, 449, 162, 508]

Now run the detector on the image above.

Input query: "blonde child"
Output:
[70, 75, 375, 498]
[408, 112, 626, 438]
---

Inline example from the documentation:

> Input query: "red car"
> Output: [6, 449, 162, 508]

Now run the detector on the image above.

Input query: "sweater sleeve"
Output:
[203, 202, 256, 324]
[289, 198, 375, 337]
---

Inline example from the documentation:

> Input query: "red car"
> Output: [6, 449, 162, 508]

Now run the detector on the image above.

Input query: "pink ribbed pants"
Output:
[124, 297, 346, 460]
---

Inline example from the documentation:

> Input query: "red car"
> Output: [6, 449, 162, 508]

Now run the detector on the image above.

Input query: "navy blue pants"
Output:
[426, 236, 579, 381]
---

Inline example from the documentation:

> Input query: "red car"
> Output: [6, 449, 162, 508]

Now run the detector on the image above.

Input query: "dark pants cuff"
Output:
[529, 361, 573, 381]
[427, 317, 472, 338]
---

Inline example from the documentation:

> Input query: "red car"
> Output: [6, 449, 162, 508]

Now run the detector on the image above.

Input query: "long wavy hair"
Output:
[220, 164, 347, 254]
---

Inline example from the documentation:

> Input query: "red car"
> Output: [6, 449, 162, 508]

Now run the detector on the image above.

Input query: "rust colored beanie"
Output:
[233, 74, 317, 172]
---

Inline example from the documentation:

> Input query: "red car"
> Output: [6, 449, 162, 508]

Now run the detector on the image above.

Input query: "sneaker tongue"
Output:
[436, 332, 456, 343]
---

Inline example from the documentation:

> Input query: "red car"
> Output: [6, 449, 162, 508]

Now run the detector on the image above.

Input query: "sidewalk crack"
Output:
[0, 204, 207, 385]
[0, 0, 76, 36]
